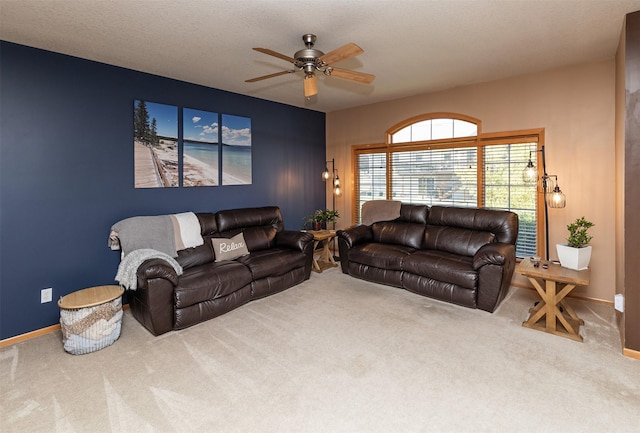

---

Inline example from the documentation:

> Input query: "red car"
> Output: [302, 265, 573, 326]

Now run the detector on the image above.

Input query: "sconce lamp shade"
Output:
[322, 167, 330, 181]
[546, 185, 566, 208]
[522, 159, 537, 184]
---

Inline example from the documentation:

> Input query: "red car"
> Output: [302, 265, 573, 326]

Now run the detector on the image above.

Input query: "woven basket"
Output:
[60, 297, 123, 355]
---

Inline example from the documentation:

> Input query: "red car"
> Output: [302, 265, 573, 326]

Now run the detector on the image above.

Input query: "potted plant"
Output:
[304, 209, 340, 231]
[556, 216, 594, 270]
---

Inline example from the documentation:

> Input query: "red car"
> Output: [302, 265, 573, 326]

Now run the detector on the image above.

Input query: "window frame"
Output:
[351, 113, 546, 258]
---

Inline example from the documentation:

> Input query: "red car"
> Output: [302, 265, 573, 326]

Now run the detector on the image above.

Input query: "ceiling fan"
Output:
[245, 34, 375, 98]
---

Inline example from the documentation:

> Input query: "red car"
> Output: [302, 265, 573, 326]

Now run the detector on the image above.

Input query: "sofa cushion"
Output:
[403, 250, 477, 290]
[424, 225, 495, 257]
[399, 204, 429, 224]
[216, 206, 283, 251]
[427, 206, 518, 244]
[174, 261, 253, 308]
[195, 212, 217, 236]
[176, 241, 215, 270]
[211, 233, 249, 262]
[372, 221, 425, 249]
[238, 247, 307, 280]
[348, 242, 416, 271]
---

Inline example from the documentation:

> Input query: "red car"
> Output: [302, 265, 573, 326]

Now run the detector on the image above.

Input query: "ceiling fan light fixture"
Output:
[247, 34, 375, 98]
[304, 73, 318, 97]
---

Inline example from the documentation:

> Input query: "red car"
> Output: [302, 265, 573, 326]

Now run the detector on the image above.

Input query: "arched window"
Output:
[353, 113, 542, 258]
[390, 117, 478, 143]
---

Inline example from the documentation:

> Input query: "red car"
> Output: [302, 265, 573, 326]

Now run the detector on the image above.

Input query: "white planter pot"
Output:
[556, 244, 592, 270]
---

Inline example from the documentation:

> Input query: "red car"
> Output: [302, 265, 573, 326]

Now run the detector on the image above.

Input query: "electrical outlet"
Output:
[41, 287, 53, 303]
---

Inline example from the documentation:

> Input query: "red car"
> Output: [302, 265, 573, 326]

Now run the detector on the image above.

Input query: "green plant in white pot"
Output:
[556, 216, 594, 270]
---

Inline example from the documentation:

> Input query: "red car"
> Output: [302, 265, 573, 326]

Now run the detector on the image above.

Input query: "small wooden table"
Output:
[516, 260, 590, 342]
[58, 285, 124, 310]
[309, 230, 338, 273]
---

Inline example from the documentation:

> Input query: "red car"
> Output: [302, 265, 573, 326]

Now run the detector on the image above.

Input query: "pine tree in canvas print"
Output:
[134, 100, 178, 188]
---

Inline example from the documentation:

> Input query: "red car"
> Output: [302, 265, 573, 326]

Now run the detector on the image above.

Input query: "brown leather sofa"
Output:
[128, 206, 314, 335]
[337, 205, 518, 312]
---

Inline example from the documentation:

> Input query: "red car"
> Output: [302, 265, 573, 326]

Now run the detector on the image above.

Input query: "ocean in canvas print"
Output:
[222, 114, 252, 185]
[183, 141, 218, 186]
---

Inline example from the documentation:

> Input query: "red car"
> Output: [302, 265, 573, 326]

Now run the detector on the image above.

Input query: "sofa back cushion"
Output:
[195, 212, 218, 236]
[372, 221, 426, 249]
[399, 204, 429, 224]
[176, 241, 215, 270]
[215, 206, 283, 252]
[425, 206, 519, 256]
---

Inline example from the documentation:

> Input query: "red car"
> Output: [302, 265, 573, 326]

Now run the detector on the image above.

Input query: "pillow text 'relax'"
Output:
[211, 232, 249, 262]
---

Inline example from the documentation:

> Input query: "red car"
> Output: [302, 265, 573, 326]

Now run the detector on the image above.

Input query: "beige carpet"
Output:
[2, 267, 639, 433]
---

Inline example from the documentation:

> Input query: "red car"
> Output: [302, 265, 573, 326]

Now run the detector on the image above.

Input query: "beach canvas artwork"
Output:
[221, 114, 252, 185]
[133, 100, 178, 188]
[183, 108, 219, 186]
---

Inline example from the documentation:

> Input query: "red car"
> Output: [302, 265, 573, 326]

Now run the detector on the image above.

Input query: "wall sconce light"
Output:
[522, 145, 566, 259]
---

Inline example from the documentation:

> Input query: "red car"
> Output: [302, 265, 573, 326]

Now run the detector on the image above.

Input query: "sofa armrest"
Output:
[276, 230, 314, 252]
[472, 243, 512, 269]
[137, 258, 180, 285]
[336, 225, 373, 274]
[473, 243, 516, 312]
[128, 258, 178, 336]
[337, 224, 373, 248]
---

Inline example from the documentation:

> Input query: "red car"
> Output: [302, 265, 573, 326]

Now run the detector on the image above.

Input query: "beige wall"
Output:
[327, 60, 616, 303]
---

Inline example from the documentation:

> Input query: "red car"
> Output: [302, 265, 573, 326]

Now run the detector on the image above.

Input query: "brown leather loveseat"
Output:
[121, 206, 314, 335]
[337, 204, 518, 312]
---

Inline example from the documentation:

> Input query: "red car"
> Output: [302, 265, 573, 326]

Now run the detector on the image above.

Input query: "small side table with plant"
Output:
[304, 209, 340, 231]
[303, 209, 340, 272]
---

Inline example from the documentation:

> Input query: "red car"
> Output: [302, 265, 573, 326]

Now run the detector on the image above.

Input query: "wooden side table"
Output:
[516, 260, 590, 342]
[308, 230, 338, 273]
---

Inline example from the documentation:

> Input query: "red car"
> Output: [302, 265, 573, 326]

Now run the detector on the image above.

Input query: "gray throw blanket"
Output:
[108, 212, 203, 257]
[110, 216, 176, 256]
[361, 200, 402, 225]
[115, 249, 183, 291]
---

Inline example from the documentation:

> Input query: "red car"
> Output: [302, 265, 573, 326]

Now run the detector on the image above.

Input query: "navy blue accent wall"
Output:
[0, 42, 326, 340]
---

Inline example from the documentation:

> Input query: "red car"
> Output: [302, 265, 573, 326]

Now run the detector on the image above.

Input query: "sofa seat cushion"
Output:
[403, 250, 477, 290]
[348, 242, 416, 271]
[237, 247, 307, 280]
[175, 261, 252, 308]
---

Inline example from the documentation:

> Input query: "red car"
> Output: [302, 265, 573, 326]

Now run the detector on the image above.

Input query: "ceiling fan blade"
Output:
[252, 47, 296, 63]
[319, 42, 364, 65]
[304, 74, 318, 97]
[245, 70, 294, 83]
[328, 67, 375, 84]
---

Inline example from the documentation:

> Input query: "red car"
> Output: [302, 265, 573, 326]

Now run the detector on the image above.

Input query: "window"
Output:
[353, 114, 542, 258]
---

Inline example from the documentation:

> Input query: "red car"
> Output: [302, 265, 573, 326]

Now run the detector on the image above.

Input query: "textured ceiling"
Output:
[1, 0, 639, 113]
